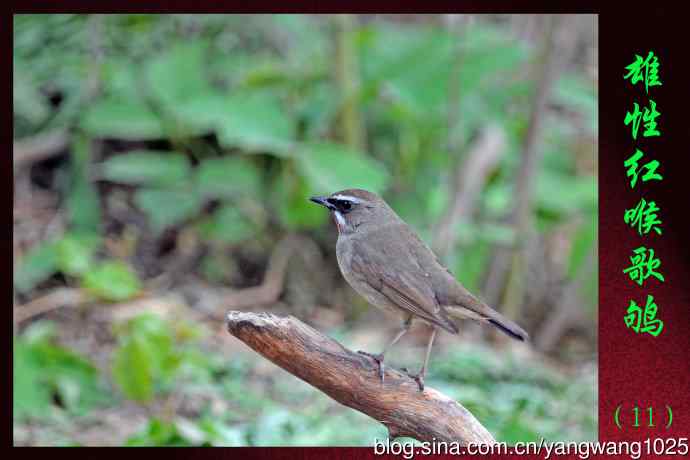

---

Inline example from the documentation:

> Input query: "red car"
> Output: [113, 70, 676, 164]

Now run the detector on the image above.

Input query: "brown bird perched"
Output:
[310, 188, 528, 391]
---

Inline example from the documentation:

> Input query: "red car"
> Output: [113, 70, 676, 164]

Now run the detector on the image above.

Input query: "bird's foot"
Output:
[404, 369, 425, 392]
[357, 351, 385, 382]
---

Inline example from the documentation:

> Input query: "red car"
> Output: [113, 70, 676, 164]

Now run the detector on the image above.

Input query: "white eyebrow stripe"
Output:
[331, 194, 361, 203]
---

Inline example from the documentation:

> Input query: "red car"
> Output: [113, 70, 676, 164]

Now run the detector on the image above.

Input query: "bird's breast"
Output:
[335, 236, 354, 281]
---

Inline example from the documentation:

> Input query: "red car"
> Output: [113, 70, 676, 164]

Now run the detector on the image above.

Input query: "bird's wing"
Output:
[350, 233, 459, 334]
[405, 226, 493, 315]
[402, 227, 529, 340]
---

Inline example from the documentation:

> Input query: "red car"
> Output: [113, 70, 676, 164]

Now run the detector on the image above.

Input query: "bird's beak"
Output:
[309, 196, 336, 211]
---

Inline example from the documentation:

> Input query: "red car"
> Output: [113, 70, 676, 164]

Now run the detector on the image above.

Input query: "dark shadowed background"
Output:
[13, 14, 597, 446]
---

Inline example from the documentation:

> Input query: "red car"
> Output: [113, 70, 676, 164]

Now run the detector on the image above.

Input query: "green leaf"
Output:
[14, 322, 107, 420]
[216, 92, 294, 155]
[126, 419, 190, 446]
[14, 240, 59, 294]
[100, 151, 191, 186]
[368, 29, 454, 116]
[296, 142, 390, 194]
[171, 90, 296, 149]
[271, 168, 327, 230]
[13, 339, 52, 419]
[112, 314, 187, 404]
[124, 314, 178, 379]
[37, 344, 104, 415]
[195, 157, 261, 200]
[294, 81, 340, 140]
[144, 40, 238, 139]
[82, 261, 141, 302]
[100, 58, 141, 101]
[54, 232, 100, 276]
[173, 91, 236, 134]
[146, 40, 211, 109]
[23, 320, 58, 345]
[195, 417, 247, 446]
[112, 335, 155, 402]
[134, 187, 202, 233]
[268, 14, 328, 68]
[483, 183, 512, 217]
[198, 206, 256, 244]
[360, 24, 527, 124]
[208, 52, 282, 87]
[81, 99, 165, 140]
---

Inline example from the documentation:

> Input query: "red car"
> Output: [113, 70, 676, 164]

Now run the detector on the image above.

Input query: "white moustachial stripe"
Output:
[333, 210, 346, 229]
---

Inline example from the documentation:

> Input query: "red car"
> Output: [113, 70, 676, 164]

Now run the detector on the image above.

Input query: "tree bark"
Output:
[226, 310, 496, 444]
[534, 247, 596, 352]
[433, 124, 506, 258]
[501, 15, 573, 319]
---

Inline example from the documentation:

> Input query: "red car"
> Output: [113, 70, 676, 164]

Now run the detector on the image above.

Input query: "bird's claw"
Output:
[357, 350, 385, 382]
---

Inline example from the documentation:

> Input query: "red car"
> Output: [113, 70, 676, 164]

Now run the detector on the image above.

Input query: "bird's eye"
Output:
[340, 200, 352, 211]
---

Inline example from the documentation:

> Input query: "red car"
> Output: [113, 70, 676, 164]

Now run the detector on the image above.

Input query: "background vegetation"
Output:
[13, 14, 598, 446]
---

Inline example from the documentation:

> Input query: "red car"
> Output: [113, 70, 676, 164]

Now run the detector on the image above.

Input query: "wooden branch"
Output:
[14, 288, 84, 324]
[226, 311, 496, 444]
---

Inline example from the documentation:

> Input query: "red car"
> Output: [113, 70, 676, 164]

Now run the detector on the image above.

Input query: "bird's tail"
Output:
[487, 316, 529, 341]
[445, 300, 529, 342]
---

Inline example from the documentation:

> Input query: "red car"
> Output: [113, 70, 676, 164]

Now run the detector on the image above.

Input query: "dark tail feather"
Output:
[488, 318, 529, 341]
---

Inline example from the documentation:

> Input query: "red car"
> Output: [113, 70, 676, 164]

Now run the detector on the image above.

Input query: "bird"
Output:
[310, 188, 528, 391]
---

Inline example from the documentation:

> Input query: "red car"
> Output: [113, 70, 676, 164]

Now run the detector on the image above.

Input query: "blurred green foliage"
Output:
[15, 315, 595, 445]
[15, 231, 141, 302]
[14, 14, 597, 446]
[14, 13, 596, 292]
[18, 314, 596, 445]
[14, 322, 110, 420]
[111, 313, 205, 402]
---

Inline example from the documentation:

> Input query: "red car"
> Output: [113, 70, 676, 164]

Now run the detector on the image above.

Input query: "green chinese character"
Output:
[624, 99, 661, 139]
[624, 51, 662, 94]
[624, 149, 663, 188]
[624, 198, 662, 235]
[624, 299, 642, 332]
[623, 246, 665, 286]
[624, 295, 664, 336]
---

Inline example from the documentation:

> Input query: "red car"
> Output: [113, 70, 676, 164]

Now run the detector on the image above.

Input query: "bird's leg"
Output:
[406, 327, 437, 392]
[358, 316, 412, 382]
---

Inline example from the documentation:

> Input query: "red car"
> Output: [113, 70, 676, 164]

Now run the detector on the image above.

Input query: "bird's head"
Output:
[309, 189, 396, 235]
